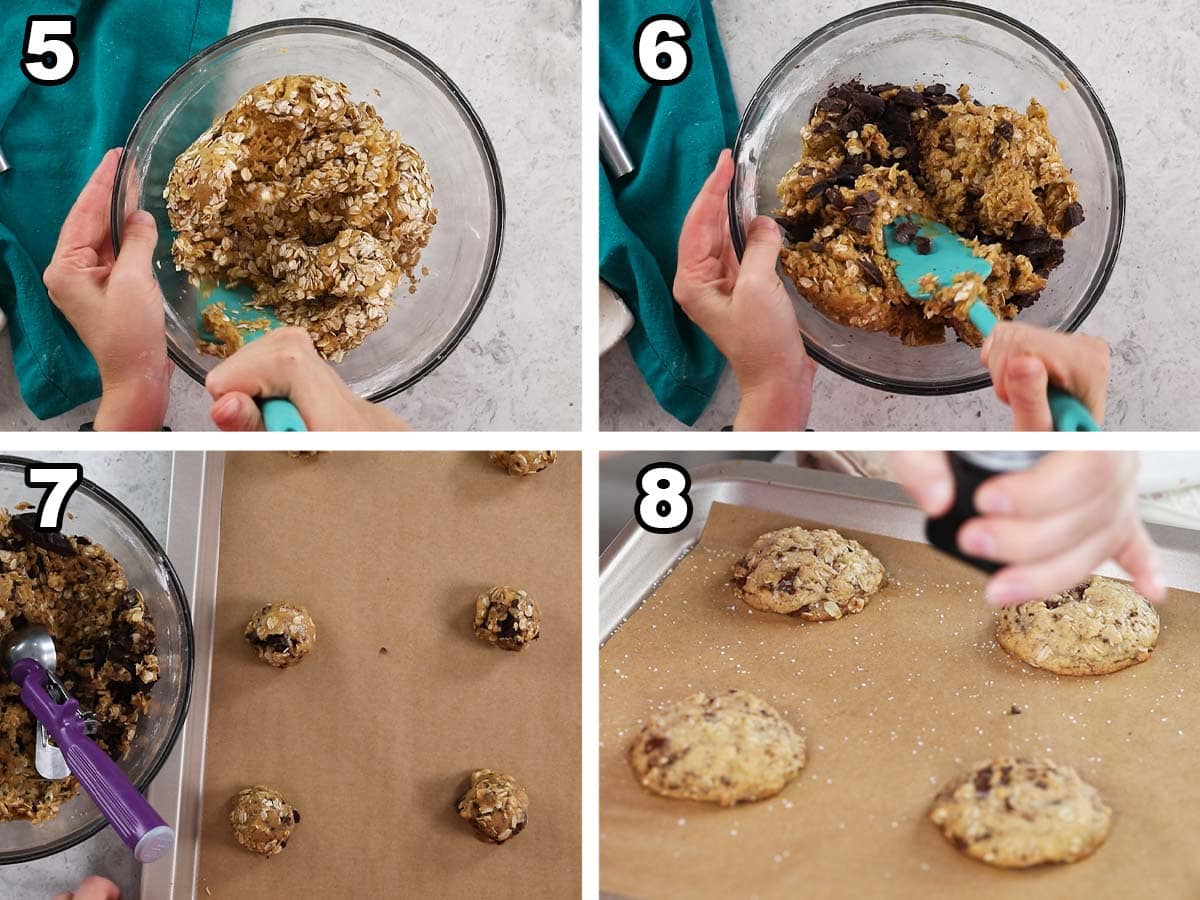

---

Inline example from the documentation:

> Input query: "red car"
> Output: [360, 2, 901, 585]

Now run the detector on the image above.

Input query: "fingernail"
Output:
[958, 525, 994, 559]
[986, 576, 1028, 607]
[975, 484, 1013, 515]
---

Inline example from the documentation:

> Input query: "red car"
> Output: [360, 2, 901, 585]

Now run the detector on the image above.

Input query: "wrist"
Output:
[94, 362, 172, 431]
[734, 370, 812, 431]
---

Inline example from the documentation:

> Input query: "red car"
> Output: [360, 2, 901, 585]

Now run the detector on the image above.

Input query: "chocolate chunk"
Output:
[850, 90, 886, 119]
[892, 220, 919, 245]
[914, 236, 933, 255]
[988, 137, 1003, 157]
[868, 82, 899, 94]
[813, 121, 835, 135]
[859, 191, 880, 206]
[777, 572, 797, 594]
[995, 120, 1014, 140]
[809, 241, 824, 254]
[774, 214, 819, 244]
[823, 186, 844, 208]
[892, 88, 926, 108]
[806, 179, 832, 199]
[817, 96, 848, 114]
[379, 647, 388, 655]
[838, 108, 867, 134]
[923, 83, 947, 96]
[1061, 201, 1085, 231]
[1009, 705, 1022, 716]
[292, 809, 301, 824]
[9, 513, 76, 557]
[860, 257, 885, 287]
[848, 213, 873, 235]
[643, 735, 668, 754]
[974, 766, 994, 794]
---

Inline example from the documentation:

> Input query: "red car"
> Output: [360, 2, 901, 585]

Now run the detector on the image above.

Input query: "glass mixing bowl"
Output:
[730, 1, 1124, 394]
[0, 458, 192, 864]
[112, 19, 504, 402]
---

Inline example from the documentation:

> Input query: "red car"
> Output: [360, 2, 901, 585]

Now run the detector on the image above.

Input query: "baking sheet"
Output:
[196, 452, 581, 898]
[600, 501, 1200, 898]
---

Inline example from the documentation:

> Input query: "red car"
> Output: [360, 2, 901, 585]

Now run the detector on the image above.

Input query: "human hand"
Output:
[205, 327, 410, 431]
[43, 148, 172, 430]
[981, 322, 1110, 431]
[52, 875, 120, 900]
[891, 451, 1163, 607]
[673, 149, 815, 431]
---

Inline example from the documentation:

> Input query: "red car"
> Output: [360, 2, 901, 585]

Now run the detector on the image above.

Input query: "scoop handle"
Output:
[11, 658, 174, 863]
[259, 398, 308, 432]
[967, 303, 1101, 433]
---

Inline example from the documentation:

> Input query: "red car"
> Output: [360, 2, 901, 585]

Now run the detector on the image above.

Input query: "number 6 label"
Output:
[21, 16, 79, 86]
[634, 15, 692, 86]
[25, 464, 82, 530]
[635, 463, 693, 534]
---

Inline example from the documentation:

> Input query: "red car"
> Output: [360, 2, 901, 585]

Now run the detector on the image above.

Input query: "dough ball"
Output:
[244, 603, 317, 668]
[628, 689, 806, 807]
[732, 526, 886, 620]
[996, 576, 1159, 676]
[489, 451, 557, 476]
[228, 785, 300, 856]
[473, 586, 540, 651]
[929, 757, 1111, 868]
[457, 769, 529, 844]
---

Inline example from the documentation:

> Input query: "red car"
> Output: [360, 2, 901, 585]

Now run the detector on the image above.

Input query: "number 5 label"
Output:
[635, 463, 693, 534]
[21, 16, 79, 86]
[634, 15, 692, 86]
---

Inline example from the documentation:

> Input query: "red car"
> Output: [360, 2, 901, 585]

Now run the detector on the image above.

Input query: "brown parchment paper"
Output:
[600, 502, 1200, 898]
[196, 452, 581, 899]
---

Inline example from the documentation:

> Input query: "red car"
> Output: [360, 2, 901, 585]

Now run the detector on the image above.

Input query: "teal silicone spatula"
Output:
[883, 216, 1099, 432]
[197, 283, 307, 432]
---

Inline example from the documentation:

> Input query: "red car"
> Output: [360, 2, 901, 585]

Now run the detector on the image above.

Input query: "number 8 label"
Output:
[635, 463, 693, 534]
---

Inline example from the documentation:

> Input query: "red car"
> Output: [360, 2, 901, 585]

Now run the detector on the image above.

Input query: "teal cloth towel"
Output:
[0, 0, 232, 419]
[600, 0, 739, 425]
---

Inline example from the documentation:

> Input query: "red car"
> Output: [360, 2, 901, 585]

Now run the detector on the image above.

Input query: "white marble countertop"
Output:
[2, 451, 171, 900]
[601, 0, 1200, 431]
[0, 0, 580, 432]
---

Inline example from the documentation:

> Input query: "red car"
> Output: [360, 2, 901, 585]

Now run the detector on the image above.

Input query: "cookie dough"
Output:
[996, 575, 1159, 675]
[228, 785, 300, 856]
[929, 757, 1111, 868]
[166, 74, 437, 362]
[244, 603, 317, 668]
[0, 510, 159, 823]
[457, 769, 529, 844]
[488, 451, 558, 476]
[776, 80, 1082, 347]
[473, 587, 540, 651]
[627, 690, 807, 807]
[731, 526, 886, 620]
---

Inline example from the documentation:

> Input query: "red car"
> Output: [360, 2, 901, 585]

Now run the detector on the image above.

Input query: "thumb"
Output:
[113, 210, 159, 279]
[210, 392, 264, 431]
[739, 216, 783, 280]
[1004, 355, 1053, 431]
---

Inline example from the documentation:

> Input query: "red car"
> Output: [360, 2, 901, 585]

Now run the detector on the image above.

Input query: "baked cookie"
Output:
[473, 586, 541, 651]
[457, 769, 529, 844]
[996, 576, 1159, 676]
[732, 526, 886, 620]
[628, 690, 806, 807]
[229, 785, 300, 856]
[488, 451, 557, 476]
[929, 757, 1111, 868]
[244, 603, 317, 668]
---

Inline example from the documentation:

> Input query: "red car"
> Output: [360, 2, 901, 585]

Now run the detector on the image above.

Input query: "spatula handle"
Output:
[259, 398, 308, 432]
[967, 303, 1100, 433]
